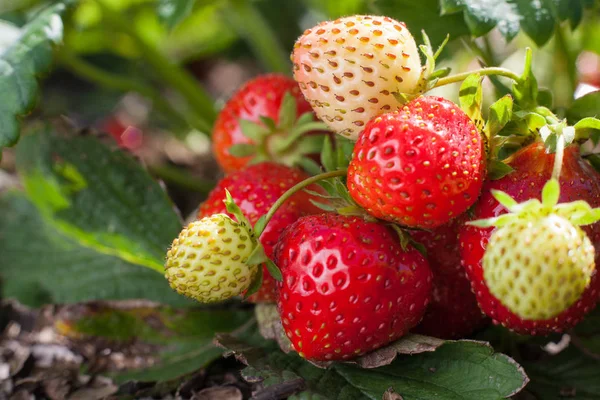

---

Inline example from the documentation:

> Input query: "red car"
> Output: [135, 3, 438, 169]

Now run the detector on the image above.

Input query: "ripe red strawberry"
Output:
[347, 96, 485, 228]
[411, 221, 488, 339]
[459, 142, 600, 335]
[198, 163, 320, 302]
[292, 15, 422, 140]
[274, 214, 432, 361]
[212, 74, 324, 173]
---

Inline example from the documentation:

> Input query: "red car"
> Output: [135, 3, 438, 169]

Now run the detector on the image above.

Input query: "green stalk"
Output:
[57, 49, 202, 135]
[255, 169, 347, 237]
[95, 0, 216, 132]
[433, 67, 521, 88]
[225, 0, 290, 74]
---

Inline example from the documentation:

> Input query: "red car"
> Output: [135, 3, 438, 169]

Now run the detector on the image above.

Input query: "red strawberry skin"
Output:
[347, 96, 485, 228]
[198, 163, 319, 302]
[275, 214, 432, 361]
[459, 142, 600, 335]
[411, 221, 488, 339]
[212, 74, 317, 172]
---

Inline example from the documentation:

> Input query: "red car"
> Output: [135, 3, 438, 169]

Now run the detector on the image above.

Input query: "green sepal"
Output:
[420, 31, 449, 82]
[253, 215, 267, 237]
[277, 92, 297, 130]
[389, 223, 412, 252]
[554, 201, 600, 226]
[321, 135, 335, 172]
[247, 244, 269, 266]
[541, 179, 560, 208]
[469, 179, 600, 229]
[292, 135, 327, 157]
[487, 160, 514, 180]
[229, 143, 257, 157]
[428, 67, 451, 80]
[491, 189, 519, 211]
[260, 116, 277, 131]
[303, 189, 338, 200]
[265, 260, 283, 282]
[239, 119, 270, 142]
[459, 73, 484, 130]
[295, 157, 322, 176]
[275, 123, 329, 152]
[309, 199, 337, 212]
[224, 189, 253, 230]
[243, 266, 263, 300]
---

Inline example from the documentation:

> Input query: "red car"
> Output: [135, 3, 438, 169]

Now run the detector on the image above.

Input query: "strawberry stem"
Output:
[552, 133, 566, 181]
[433, 67, 521, 89]
[254, 169, 348, 237]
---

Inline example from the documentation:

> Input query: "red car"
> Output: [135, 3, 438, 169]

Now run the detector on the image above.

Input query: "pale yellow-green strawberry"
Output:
[165, 214, 259, 303]
[470, 179, 600, 321]
[483, 214, 595, 320]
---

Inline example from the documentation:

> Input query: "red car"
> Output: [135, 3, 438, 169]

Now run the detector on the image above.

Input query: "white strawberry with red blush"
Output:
[292, 15, 422, 140]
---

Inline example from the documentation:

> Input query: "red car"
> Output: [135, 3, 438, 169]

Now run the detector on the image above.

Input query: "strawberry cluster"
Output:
[164, 14, 600, 363]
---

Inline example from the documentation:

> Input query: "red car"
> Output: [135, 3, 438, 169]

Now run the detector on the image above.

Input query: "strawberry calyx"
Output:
[393, 32, 451, 104]
[469, 179, 600, 230]
[468, 179, 600, 320]
[228, 91, 330, 170]
[223, 189, 282, 299]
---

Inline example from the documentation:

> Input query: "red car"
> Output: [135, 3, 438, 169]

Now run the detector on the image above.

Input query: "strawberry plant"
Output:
[1, 0, 600, 399]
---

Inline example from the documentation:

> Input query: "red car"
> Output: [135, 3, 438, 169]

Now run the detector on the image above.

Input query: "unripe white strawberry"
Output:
[470, 178, 600, 321]
[165, 214, 259, 303]
[483, 215, 595, 320]
[292, 15, 422, 140]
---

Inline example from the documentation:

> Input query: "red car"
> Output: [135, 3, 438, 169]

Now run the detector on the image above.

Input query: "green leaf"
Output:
[513, 48, 538, 109]
[16, 130, 182, 273]
[523, 345, 600, 400]
[574, 117, 600, 131]
[369, 0, 470, 46]
[0, 192, 191, 307]
[0, 3, 66, 153]
[218, 330, 528, 400]
[336, 342, 528, 399]
[485, 95, 513, 138]
[568, 92, 600, 123]
[439, 0, 592, 46]
[459, 74, 484, 129]
[157, 0, 196, 30]
[57, 303, 253, 383]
